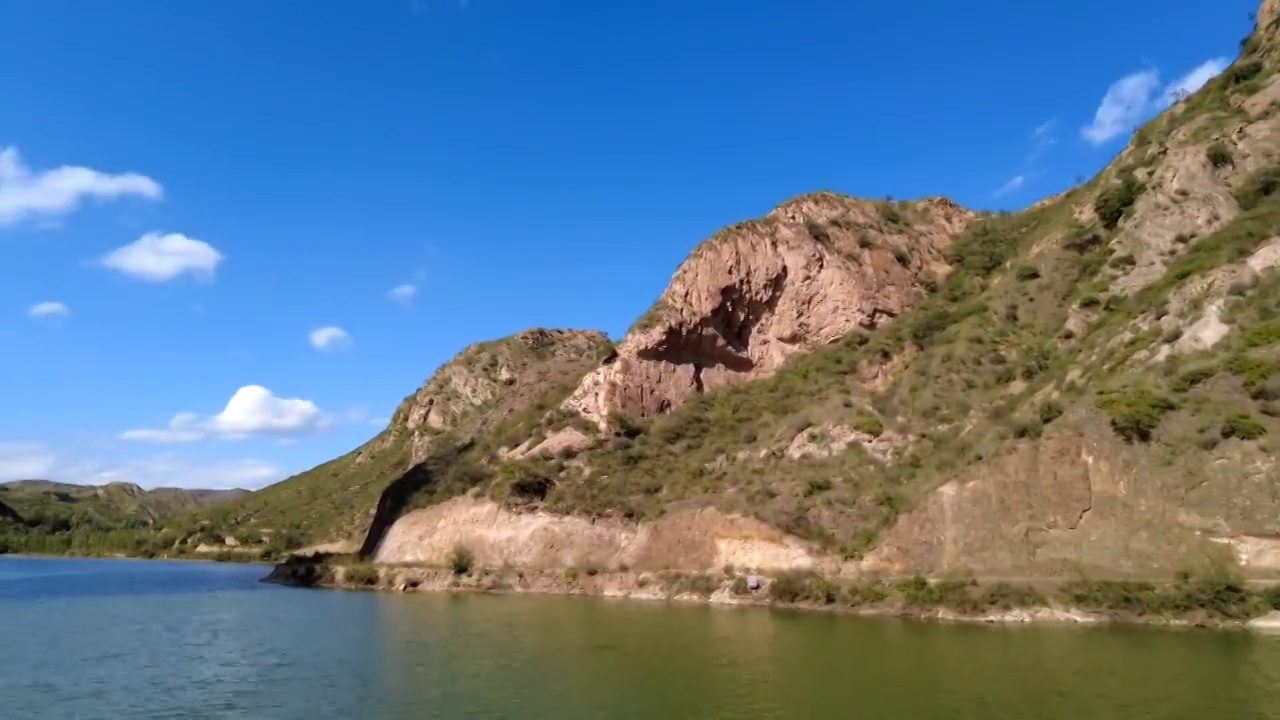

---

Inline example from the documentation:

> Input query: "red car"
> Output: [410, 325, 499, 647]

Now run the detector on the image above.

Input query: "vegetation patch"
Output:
[1095, 386, 1178, 442]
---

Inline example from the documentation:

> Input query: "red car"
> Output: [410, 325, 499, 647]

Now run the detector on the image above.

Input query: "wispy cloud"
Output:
[1028, 120, 1057, 162]
[993, 175, 1027, 198]
[309, 326, 353, 351]
[387, 283, 417, 305]
[0, 147, 162, 227]
[991, 120, 1056, 198]
[28, 301, 69, 319]
[1081, 57, 1231, 145]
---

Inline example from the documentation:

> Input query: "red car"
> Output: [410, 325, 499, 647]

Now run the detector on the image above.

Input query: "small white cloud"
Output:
[368, 417, 389, 427]
[993, 175, 1026, 198]
[387, 283, 416, 305]
[1081, 58, 1232, 145]
[119, 385, 329, 443]
[1164, 57, 1231, 104]
[1028, 120, 1057, 161]
[309, 326, 352, 351]
[102, 232, 224, 282]
[1081, 69, 1162, 145]
[0, 442, 56, 481]
[0, 147, 163, 227]
[28, 301, 69, 319]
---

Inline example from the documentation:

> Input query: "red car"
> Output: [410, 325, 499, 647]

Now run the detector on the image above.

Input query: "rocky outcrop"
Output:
[373, 328, 612, 463]
[563, 193, 974, 427]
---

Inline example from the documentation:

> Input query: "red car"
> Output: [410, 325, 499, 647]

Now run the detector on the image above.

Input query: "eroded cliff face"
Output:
[373, 496, 828, 574]
[563, 193, 974, 427]
[862, 423, 1280, 579]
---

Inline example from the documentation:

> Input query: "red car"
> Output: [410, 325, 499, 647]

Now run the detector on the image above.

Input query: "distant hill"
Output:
[0, 479, 249, 556]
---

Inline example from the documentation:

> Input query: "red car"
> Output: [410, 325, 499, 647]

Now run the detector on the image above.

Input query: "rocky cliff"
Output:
[563, 193, 974, 428]
[242, 1, 1280, 591]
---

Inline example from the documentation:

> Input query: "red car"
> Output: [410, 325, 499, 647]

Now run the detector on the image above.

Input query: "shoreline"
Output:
[263, 558, 1280, 632]
[0, 552, 272, 567]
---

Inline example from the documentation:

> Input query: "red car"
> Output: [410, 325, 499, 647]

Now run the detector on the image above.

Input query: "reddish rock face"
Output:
[563, 192, 975, 427]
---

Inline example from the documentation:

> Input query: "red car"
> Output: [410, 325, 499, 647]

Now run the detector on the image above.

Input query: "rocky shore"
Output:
[263, 556, 1280, 631]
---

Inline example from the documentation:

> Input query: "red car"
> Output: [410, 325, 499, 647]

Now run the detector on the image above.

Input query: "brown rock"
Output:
[563, 192, 974, 427]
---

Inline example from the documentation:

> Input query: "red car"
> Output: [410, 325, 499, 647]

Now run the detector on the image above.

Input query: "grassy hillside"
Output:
[0, 480, 246, 556]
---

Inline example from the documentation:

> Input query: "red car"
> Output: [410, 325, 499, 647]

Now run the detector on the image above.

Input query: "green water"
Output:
[5, 557, 1280, 719]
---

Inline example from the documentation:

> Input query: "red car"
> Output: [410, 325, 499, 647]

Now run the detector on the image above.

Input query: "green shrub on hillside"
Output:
[1037, 400, 1064, 424]
[1221, 413, 1268, 440]
[1227, 354, 1280, 397]
[851, 412, 885, 437]
[1241, 320, 1280, 348]
[1095, 387, 1178, 442]
[1094, 175, 1144, 229]
[1206, 142, 1234, 169]
[1172, 364, 1218, 393]
[1235, 166, 1280, 210]
[804, 218, 831, 245]
[1014, 264, 1041, 281]
[1230, 60, 1264, 85]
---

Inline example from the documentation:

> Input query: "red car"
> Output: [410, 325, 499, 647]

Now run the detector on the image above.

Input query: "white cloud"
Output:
[1081, 69, 1162, 145]
[387, 283, 416, 305]
[309, 325, 352, 351]
[101, 232, 224, 282]
[0, 147, 163, 227]
[1165, 57, 1232, 103]
[0, 442, 57, 481]
[1081, 58, 1232, 145]
[28, 301, 69, 319]
[120, 385, 330, 443]
[993, 174, 1026, 198]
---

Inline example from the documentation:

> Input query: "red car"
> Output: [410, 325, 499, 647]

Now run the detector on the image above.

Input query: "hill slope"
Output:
[0, 480, 246, 555]
[247, 3, 1280, 588]
[197, 328, 614, 554]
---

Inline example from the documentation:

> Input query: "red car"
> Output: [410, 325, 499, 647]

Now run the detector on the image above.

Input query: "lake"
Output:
[4, 557, 1280, 719]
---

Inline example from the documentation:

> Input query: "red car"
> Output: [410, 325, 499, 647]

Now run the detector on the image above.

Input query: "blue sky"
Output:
[0, 0, 1257, 489]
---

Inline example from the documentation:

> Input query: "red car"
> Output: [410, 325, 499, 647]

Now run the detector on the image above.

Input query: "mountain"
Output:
[212, 2, 1280, 604]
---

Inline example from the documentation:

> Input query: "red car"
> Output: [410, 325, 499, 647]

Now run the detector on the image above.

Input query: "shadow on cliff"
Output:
[356, 440, 476, 560]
